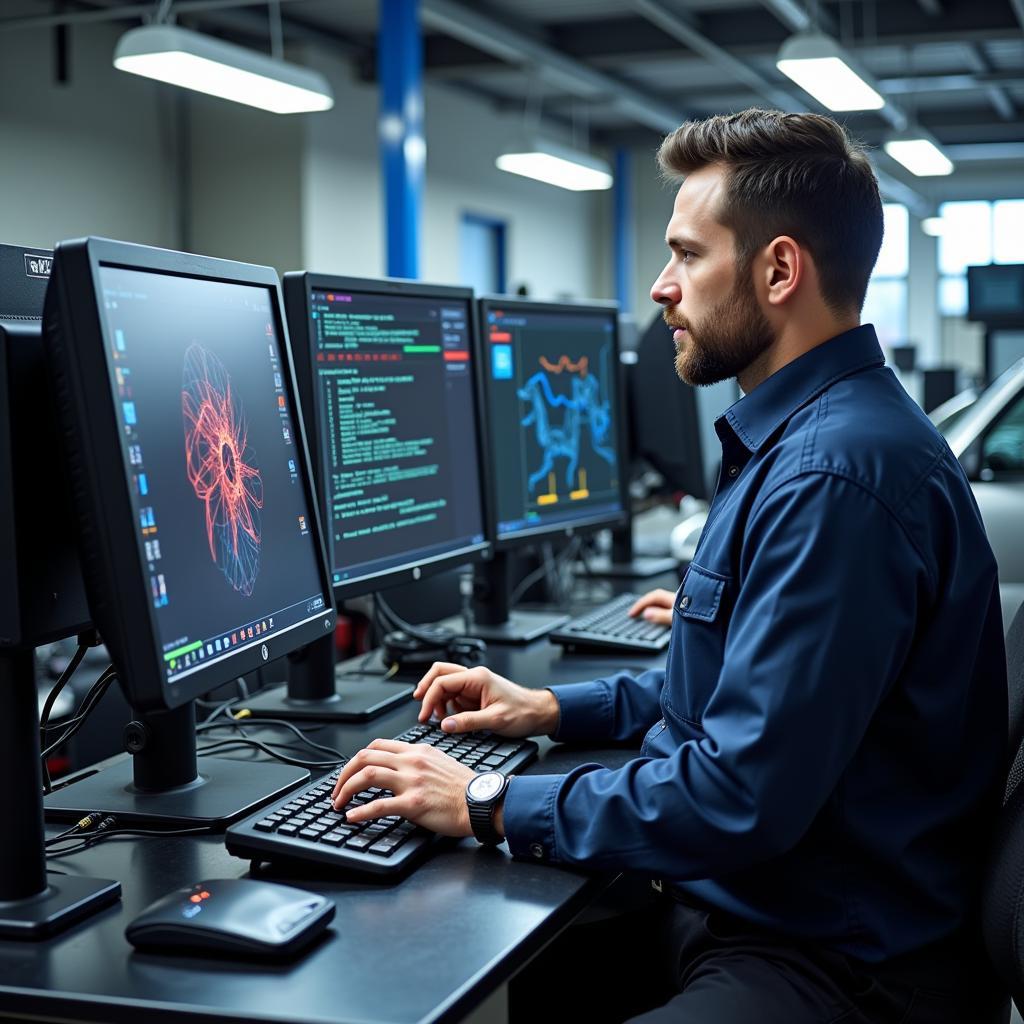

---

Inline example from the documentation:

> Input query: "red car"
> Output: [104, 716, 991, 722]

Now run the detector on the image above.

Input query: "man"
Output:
[333, 109, 1007, 1022]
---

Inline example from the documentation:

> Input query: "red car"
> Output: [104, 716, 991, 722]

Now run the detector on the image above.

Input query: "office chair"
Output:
[980, 601, 1024, 1020]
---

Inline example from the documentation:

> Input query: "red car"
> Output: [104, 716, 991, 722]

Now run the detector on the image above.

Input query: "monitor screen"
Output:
[97, 266, 328, 690]
[481, 299, 625, 543]
[300, 282, 486, 591]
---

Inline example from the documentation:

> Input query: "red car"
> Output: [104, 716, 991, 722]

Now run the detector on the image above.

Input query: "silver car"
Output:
[933, 358, 1024, 632]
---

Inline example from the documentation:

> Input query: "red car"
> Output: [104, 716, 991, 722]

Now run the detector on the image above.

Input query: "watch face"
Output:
[469, 772, 504, 801]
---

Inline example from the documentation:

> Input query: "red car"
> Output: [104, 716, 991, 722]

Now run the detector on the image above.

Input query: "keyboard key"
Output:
[346, 835, 372, 850]
[368, 838, 401, 856]
[277, 823, 299, 836]
[253, 819, 277, 831]
[298, 828, 321, 840]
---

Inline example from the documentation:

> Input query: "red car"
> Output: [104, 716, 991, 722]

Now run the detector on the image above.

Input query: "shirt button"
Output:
[680, 595, 691, 610]
[727, 465, 739, 478]
[529, 843, 545, 860]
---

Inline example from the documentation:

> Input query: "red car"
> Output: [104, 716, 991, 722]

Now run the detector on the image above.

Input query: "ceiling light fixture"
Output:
[776, 32, 885, 111]
[496, 140, 613, 192]
[921, 217, 945, 236]
[883, 136, 954, 177]
[113, 25, 334, 114]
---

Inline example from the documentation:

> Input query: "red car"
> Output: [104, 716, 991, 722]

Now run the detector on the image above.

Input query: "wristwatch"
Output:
[466, 771, 510, 845]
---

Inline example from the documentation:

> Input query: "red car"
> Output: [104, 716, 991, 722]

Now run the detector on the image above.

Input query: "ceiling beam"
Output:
[630, 0, 931, 215]
[420, 0, 688, 134]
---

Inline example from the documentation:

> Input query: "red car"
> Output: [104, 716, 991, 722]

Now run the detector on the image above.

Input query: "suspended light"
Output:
[776, 32, 885, 111]
[496, 140, 613, 192]
[114, 25, 334, 115]
[884, 137, 954, 177]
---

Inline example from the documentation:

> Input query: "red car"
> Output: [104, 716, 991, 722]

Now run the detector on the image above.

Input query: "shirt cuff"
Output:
[547, 679, 614, 743]
[502, 773, 563, 864]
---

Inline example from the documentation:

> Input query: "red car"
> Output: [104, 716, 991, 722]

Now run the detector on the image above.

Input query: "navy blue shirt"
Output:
[503, 325, 1007, 962]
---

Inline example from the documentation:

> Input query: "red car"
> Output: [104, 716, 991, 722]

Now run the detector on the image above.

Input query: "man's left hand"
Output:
[331, 739, 476, 837]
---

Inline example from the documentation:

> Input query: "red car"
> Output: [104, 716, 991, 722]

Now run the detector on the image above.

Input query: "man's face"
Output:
[650, 165, 775, 387]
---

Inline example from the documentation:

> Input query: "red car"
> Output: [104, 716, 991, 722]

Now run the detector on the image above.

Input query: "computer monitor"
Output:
[472, 296, 627, 641]
[237, 273, 490, 720]
[628, 310, 708, 503]
[41, 237, 336, 826]
[1, 242, 120, 938]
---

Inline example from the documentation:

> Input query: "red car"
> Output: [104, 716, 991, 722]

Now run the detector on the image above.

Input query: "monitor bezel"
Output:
[477, 294, 628, 552]
[283, 272, 491, 602]
[46, 237, 336, 713]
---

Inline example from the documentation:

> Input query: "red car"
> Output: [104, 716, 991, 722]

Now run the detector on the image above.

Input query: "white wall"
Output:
[0, 22, 181, 252]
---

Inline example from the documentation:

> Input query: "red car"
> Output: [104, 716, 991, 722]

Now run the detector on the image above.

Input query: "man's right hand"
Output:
[413, 662, 559, 738]
[628, 588, 676, 627]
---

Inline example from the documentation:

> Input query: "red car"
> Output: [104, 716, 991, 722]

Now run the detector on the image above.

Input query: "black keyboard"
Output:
[225, 725, 538, 876]
[548, 593, 672, 654]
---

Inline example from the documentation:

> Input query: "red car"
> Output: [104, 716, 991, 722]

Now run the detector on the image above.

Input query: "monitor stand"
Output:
[43, 699, 308, 827]
[454, 553, 569, 645]
[1, 648, 120, 938]
[580, 525, 678, 580]
[242, 632, 414, 722]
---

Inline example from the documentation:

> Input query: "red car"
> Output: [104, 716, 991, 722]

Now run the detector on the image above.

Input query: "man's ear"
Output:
[761, 235, 803, 308]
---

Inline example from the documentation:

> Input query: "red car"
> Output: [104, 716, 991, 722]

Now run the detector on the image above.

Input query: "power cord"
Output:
[45, 816, 215, 859]
[508, 536, 582, 608]
[40, 666, 118, 793]
[38, 629, 101, 792]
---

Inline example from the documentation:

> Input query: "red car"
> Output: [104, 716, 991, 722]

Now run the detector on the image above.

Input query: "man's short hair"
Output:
[657, 108, 884, 316]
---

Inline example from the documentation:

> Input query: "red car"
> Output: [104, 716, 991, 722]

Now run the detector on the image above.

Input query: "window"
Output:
[863, 204, 908, 347]
[938, 200, 1024, 317]
[982, 386, 1024, 476]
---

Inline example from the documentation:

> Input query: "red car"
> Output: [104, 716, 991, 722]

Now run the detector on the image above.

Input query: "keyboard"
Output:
[225, 725, 538, 877]
[548, 593, 672, 654]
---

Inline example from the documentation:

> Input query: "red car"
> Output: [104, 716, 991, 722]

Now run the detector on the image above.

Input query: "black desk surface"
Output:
[3, 627, 667, 1024]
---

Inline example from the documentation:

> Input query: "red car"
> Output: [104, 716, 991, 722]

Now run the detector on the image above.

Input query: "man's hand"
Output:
[331, 739, 477, 837]
[413, 662, 559, 738]
[628, 588, 676, 627]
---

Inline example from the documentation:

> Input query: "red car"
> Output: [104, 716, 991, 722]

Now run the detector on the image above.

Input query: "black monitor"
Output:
[41, 237, 336, 826]
[968, 264, 1024, 326]
[237, 273, 490, 720]
[1, 242, 120, 939]
[628, 310, 708, 503]
[471, 296, 627, 641]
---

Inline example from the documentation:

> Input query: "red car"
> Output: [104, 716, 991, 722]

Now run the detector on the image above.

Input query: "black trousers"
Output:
[509, 885, 1007, 1024]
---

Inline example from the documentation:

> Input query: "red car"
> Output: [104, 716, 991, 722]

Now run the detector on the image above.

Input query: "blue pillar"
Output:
[379, 0, 423, 279]
[613, 147, 633, 314]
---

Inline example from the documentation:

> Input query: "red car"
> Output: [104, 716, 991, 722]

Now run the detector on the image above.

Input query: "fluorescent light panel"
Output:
[776, 33, 884, 111]
[496, 141, 612, 191]
[114, 25, 333, 114]
[921, 217, 945, 236]
[884, 138, 954, 177]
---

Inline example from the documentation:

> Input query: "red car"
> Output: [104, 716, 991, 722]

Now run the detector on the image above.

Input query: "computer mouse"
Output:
[126, 878, 334, 958]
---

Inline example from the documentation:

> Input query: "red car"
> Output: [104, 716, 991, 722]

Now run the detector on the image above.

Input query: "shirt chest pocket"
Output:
[663, 564, 731, 728]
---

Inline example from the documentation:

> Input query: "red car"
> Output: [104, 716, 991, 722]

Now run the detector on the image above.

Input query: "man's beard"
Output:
[664, 274, 775, 387]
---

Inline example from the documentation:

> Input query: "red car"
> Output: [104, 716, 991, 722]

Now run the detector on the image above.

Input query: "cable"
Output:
[195, 737, 343, 770]
[508, 537, 582, 608]
[46, 823, 215, 859]
[38, 640, 90, 793]
[196, 715, 346, 762]
[40, 667, 117, 771]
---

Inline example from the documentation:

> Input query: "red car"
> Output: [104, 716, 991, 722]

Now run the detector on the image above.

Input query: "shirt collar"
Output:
[718, 324, 885, 454]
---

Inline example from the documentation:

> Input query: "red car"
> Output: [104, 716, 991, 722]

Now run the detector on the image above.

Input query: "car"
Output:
[933, 358, 1024, 633]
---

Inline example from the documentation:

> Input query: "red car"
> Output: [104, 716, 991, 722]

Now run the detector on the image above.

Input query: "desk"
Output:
[1, 637, 665, 1024]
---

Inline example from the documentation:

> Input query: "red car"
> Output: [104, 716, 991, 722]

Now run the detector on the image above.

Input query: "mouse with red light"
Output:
[126, 878, 334, 958]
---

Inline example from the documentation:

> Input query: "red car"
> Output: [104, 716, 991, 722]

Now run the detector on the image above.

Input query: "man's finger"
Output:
[333, 765, 402, 810]
[417, 672, 479, 722]
[440, 709, 493, 734]
[413, 661, 465, 699]
[342, 795, 404, 824]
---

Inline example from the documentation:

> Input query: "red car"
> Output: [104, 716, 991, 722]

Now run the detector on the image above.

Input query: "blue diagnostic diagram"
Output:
[517, 350, 615, 503]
